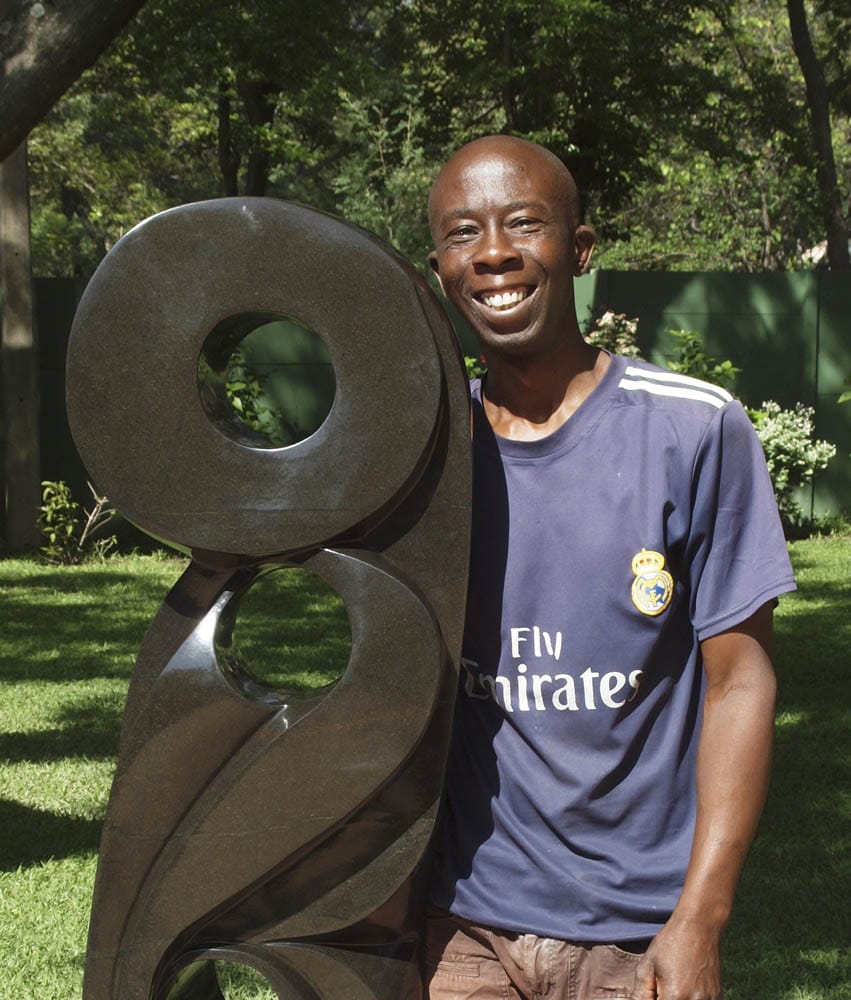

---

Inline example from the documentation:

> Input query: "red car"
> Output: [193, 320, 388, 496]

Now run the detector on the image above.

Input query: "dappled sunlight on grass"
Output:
[222, 565, 351, 695]
[0, 555, 185, 681]
[0, 553, 352, 998]
[722, 538, 851, 999]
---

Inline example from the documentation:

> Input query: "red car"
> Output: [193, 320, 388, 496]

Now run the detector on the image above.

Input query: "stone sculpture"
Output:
[65, 198, 472, 999]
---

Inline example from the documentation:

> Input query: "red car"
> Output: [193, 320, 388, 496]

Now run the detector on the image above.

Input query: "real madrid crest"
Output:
[630, 548, 674, 616]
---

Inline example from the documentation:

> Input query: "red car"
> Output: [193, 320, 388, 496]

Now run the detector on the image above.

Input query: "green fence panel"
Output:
[238, 318, 336, 445]
[32, 272, 851, 519]
[576, 271, 818, 408]
[576, 270, 849, 518]
[812, 273, 851, 517]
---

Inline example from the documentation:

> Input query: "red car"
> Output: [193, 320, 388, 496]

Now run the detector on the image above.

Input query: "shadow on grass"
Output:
[0, 567, 178, 682]
[723, 573, 851, 997]
[0, 798, 101, 870]
[0, 563, 351, 691]
[0, 701, 124, 764]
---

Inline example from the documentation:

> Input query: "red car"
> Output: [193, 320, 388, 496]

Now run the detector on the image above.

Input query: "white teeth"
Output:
[482, 289, 528, 310]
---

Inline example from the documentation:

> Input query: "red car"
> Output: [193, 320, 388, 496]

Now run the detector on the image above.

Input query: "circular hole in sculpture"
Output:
[198, 313, 335, 449]
[216, 961, 280, 999]
[165, 960, 280, 1000]
[216, 565, 352, 700]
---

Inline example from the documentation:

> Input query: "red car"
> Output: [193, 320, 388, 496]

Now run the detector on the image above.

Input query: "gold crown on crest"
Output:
[631, 548, 666, 576]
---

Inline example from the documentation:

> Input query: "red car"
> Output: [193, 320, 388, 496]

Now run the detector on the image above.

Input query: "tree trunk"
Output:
[0, 0, 148, 161]
[502, 23, 517, 131]
[238, 76, 277, 197]
[1, 142, 40, 550]
[217, 80, 240, 197]
[786, 0, 850, 269]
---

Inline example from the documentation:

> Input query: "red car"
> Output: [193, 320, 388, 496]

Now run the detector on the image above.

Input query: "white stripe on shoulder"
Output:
[619, 366, 733, 409]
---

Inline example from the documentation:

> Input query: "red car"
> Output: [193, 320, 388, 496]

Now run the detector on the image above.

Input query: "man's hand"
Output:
[632, 915, 722, 999]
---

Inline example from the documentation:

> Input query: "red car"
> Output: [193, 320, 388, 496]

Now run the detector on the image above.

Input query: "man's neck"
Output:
[481, 340, 609, 442]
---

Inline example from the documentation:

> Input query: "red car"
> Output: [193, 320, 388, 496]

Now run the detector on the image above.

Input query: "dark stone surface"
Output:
[65, 199, 472, 999]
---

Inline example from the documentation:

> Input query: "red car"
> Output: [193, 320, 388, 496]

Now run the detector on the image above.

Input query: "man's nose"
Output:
[473, 227, 521, 271]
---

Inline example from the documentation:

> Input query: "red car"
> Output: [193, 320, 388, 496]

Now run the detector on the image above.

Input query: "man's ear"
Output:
[574, 225, 596, 276]
[428, 251, 445, 292]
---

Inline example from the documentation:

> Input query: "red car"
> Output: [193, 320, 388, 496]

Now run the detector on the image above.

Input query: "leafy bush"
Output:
[665, 329, 740, 393]
[749, 401, 837, 529]
[37, 481, 117, 564]
[225, 347, 292, 446]
[661, 330, 834, 533]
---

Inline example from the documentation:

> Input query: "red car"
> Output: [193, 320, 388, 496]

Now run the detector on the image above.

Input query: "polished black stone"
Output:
[66, 198, 472, 999]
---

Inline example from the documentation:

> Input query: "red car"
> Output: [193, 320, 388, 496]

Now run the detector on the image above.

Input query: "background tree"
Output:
[787, 0, 850, 268]
[27, 0, 396, 276]
[1, 145, 40, 548]
[594, 0, 849, 270]
[23, 0, 851, 277]
[1, 0, 154, 551]
[408, 0, 712, 214]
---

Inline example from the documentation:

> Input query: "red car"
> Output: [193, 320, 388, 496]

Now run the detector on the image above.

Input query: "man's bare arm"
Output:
[632, 601, 777, 999]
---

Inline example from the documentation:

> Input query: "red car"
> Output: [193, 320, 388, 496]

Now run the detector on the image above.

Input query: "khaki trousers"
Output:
[422, 906, 647, 1000]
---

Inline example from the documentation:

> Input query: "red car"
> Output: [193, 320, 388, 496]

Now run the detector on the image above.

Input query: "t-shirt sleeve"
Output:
[686, 400, 796, 641]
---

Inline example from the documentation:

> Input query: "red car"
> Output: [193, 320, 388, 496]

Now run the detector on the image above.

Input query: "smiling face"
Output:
[428, 136, 595, 360]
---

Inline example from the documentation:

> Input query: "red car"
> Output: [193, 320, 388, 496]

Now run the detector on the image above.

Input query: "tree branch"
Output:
[0, 0, 148, 161]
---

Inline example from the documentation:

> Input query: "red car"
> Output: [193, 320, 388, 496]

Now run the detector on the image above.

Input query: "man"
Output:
[423, 135, 795, 999]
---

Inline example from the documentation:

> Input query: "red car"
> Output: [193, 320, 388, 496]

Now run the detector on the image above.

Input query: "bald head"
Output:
[428, 135, 582, 240]
[425, 133, 595, 359]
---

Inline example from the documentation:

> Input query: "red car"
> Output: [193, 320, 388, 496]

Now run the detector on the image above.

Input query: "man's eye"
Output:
[512, 217, 540, 230]
[448, 226, 477, 240]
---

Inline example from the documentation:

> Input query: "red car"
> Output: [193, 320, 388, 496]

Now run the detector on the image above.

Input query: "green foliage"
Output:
[464, 355, 487, 379]
[810, 511, 851, 538]
[412, 0, 712, 213]
[225, 348, 290, 447]
[665, 329, 741, 393]
[592, 2, 849, 271]
[25, 0, 851, 278]
[749, 401, 837, 529]
[330, 89, 436, 266]
[37, 481, 79, 561]
[593, 142, 822, 271]
[27, 0, 362, 276]
[37, 481, 117, 564]
[584, 310, 643, 358]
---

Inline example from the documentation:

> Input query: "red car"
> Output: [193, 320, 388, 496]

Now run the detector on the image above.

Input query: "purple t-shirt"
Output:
[430, 353, 795, 942]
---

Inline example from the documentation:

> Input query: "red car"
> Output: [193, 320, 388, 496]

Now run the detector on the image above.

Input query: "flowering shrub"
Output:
[749, 401, 836, 527]
[585, 310, 642, 358]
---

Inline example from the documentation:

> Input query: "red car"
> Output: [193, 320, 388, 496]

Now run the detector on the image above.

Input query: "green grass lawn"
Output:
[0, 540, 849, 999]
